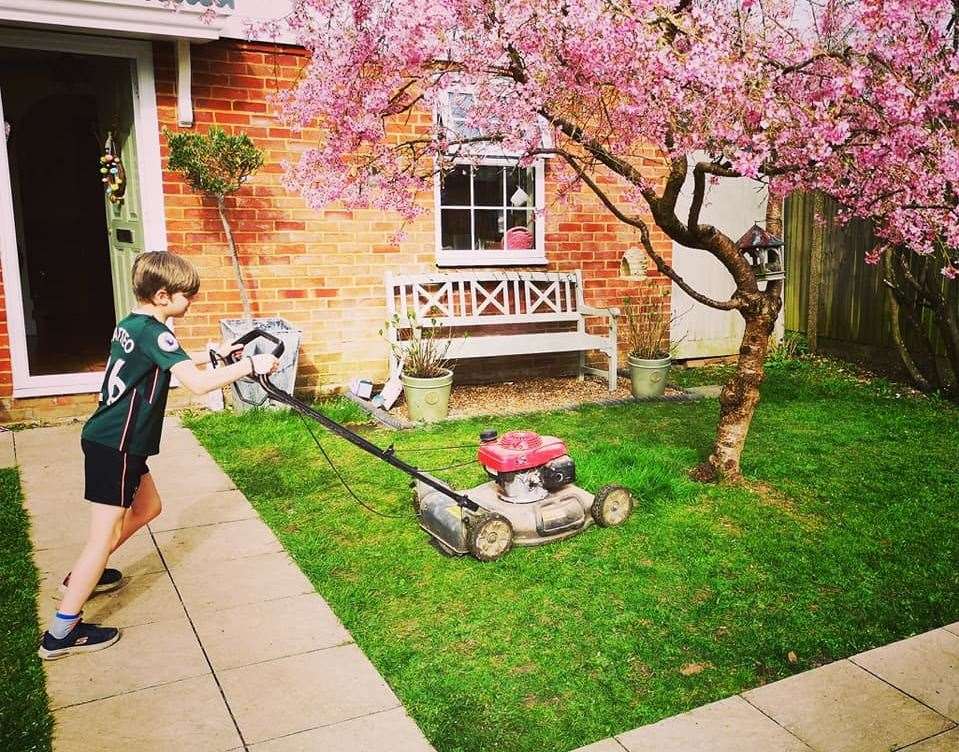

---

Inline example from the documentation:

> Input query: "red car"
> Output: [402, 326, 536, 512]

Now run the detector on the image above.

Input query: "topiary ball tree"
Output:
[166, 126, 263, 323]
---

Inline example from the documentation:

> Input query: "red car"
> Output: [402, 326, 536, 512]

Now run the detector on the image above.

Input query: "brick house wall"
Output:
[0, 38, 672, 423]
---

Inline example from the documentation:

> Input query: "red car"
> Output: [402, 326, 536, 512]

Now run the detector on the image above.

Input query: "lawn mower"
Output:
[212, 329, 635, 562]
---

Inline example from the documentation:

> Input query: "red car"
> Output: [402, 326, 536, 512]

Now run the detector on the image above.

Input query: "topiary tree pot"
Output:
[628, 354, 670, 399]
[401, 368, 453, 423]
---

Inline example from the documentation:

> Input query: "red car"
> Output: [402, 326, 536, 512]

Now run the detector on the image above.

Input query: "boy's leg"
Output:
[39, 503, 125, 659]
[58, 502, 126, 615]
[112, 473, 162, 552]
[59, 468, 160, 594]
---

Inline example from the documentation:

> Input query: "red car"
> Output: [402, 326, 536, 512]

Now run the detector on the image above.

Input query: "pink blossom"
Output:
[250, 0, 959, 287]
[865, 247, 883, 266]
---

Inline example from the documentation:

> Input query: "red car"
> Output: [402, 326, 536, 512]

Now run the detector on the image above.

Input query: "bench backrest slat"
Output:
[386, 271, 584, 328]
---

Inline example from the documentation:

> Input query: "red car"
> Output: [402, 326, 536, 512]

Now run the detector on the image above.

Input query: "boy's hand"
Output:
[214, 341, 244, 362]
[249, 354, 279, 375]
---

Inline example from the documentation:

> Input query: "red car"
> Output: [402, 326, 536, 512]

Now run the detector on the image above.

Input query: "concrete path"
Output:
[16, 419, 436, 752]
[574, 625, 959, 752]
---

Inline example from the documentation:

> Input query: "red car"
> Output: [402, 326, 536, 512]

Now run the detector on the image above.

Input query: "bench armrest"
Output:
[580, 305, 621, 318]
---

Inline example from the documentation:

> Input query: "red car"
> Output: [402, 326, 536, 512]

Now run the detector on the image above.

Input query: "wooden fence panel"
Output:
[784, 192, 956, 358]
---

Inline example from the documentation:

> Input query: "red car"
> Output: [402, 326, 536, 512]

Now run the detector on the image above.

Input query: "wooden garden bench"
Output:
[384, 270, 620, 391]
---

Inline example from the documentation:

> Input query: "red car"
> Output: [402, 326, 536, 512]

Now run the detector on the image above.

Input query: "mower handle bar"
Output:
[207, 329, 479, 513]
[208, 328, 285, 370]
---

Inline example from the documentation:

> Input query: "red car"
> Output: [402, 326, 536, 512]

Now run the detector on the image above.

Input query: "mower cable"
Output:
[422, 458, 479, 473]
[295, 411, 408, 519]
[389, 443, 480, 453]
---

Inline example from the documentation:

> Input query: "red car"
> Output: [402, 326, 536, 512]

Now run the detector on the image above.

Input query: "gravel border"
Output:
[346, 384, 706, 431]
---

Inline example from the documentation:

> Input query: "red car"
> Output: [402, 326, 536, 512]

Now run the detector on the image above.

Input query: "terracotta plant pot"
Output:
[628, 354, 670, 399]
[401, 368, 453, 423]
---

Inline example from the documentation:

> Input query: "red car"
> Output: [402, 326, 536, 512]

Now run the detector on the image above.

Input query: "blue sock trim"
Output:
[55, 611, 80, 620]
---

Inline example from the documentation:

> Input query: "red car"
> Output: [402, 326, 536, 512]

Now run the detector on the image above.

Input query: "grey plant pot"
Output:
[401, 369, 453, 423]
[628, 354, 671, 399]
[220, 317, 302, 412]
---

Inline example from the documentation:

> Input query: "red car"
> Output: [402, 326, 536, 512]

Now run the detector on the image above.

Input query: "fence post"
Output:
[806, 192, 824, 352]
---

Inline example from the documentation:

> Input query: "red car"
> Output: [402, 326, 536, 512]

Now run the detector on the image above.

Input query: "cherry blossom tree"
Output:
[261, 0, 959, 481]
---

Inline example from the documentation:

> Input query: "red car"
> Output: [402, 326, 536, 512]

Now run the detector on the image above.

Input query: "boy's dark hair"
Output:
[132, 252, 200, 302]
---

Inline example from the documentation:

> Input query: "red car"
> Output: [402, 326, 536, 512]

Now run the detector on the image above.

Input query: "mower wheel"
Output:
[591, 485, 634, 527]
[467, 513, 514, 562]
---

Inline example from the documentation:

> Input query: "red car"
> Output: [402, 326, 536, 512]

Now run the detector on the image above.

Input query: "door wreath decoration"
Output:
[98, 131, 126, 204]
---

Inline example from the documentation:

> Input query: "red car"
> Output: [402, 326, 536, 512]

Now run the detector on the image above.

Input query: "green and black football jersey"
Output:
[81, 313, 191, 456]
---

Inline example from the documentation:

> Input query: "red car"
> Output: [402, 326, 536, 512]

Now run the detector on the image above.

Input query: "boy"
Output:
[38, 251, 278, 659]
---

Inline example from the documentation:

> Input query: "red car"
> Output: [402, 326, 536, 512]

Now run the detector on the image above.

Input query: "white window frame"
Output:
[434, 158, 547, 268]
[0, 28, 167, 398]
[433, 89, 551, 267]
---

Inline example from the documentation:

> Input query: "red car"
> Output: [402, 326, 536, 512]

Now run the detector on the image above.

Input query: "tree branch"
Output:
[688, 161, 707, 232]
[549, 150, 741, 311]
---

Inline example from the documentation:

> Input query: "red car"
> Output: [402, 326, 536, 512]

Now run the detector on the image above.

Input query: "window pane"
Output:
[474, 166, 504, 206]
[441, 209, 472, 250]
[449, 92, 481, 139]
[505, 210, 535, 250]
[474, 209, 504, 250]
[450, 92, 475, 120]
[440, 165, 470, 206]
[506, 166, 535, 208]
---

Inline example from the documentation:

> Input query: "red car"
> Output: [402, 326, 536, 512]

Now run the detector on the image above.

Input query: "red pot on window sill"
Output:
[505, 227, 534, 250]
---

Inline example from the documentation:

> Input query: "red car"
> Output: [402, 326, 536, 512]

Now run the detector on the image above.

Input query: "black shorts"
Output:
[81, 439, 150, 508]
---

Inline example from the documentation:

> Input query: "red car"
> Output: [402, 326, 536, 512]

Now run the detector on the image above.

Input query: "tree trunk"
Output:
[691, 288, 782, 482]
[216, 195, 253, 324]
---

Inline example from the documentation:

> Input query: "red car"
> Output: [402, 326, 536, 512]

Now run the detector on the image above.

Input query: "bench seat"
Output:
[440, 332, 613, 359]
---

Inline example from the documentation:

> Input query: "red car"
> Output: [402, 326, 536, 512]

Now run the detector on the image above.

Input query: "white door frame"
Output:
[0, 28, 167, 398]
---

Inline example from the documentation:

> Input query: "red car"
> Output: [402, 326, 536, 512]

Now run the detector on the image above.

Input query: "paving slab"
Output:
[0, 429, 15, 468]
[154, 516, 283, 570]
[39, 570, 182, 630]
[26, 507, 96, 550]
[218, 644, 401, 744]
[19, 484, 85, 516]
[249, 707, 435, 752]
[14, 423, 82, 457]
[685, 384, 723, 398]
[52, 674, 242, 752]
[150, 461, 236, 497]
[944, 623, 959, 639]
[852, 629, 959, 723]
[172, 550, 315, 612]
[899, 728, 959, 751]
[743, 659, 954, 752]
[44, 616, 209, 709]
[148, 488, 258, 531]
[616, 695, 811, 752]
[570, 738, 629, 752]
[191, 593, 351, 671]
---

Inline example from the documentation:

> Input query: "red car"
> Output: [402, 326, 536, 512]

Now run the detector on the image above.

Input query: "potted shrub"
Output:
[386, 313, 454, 423]
[623, 295, 675, 399]
[166, 126, 301, 410]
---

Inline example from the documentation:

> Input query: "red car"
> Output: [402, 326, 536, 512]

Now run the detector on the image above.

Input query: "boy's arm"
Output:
[189, 342, 243, 365]
[171, 358, 253, 395]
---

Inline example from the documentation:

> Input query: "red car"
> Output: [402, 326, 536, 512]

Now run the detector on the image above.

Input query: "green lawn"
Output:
[0, 468, 52, 752]
[184, 360, 959, 752]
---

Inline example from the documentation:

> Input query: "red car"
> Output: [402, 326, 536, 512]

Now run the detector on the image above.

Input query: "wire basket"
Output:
[219, 317, 302, 411]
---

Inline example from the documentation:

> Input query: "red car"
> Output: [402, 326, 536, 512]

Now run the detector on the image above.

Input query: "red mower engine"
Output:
[477, 430, 576, 502]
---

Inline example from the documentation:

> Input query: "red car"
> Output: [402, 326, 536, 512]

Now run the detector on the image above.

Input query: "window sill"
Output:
[436, 251, 548, 268]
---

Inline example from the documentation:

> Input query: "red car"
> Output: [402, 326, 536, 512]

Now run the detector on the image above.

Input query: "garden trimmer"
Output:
[212, 329, 635, 562]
